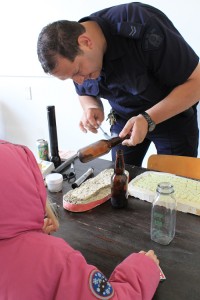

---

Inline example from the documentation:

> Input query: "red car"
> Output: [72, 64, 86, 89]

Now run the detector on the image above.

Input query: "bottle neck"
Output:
[108, 135, 128, 148]
[156, 182, 174, 194]
[114, 149, 125, 174]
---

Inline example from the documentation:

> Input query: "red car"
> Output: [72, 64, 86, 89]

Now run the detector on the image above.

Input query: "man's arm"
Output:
[147, 63, 200, 124]
[120, 63, 200, 146]
[78, 95, 105, 133]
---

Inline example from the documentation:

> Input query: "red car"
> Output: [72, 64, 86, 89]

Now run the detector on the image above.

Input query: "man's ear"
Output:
[78, 35, 92, 49]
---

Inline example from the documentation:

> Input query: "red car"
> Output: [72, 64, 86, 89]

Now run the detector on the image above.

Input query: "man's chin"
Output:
[91, 71, 101, 80]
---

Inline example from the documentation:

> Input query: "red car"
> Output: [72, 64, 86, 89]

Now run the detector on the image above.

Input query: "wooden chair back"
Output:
[147, 154, 200, 180]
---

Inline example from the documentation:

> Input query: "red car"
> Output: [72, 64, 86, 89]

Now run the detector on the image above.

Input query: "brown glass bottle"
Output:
[111, 149, 128, 208]
[77, 136, 128, 163]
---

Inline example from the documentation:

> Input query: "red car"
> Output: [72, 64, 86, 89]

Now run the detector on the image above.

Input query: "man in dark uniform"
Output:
[37, 2, 200, 166]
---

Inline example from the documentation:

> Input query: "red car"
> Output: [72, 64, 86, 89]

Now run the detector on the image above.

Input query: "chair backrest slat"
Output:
[147, 155, 200, 180]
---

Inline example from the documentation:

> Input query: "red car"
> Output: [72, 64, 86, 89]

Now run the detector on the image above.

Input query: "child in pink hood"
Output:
[0, 140, 160, 300]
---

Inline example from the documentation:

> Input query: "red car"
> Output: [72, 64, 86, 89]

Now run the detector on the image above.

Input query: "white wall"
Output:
[0, 0, 199, 166]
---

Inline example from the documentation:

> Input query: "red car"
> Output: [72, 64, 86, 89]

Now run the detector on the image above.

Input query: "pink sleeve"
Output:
[55, 247, 159, 300]
[54, 249, 109, 300]
[109, 253, 160, 300]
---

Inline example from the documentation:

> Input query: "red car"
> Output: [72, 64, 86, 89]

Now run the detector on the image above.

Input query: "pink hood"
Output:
[0, 140, 47, 239]
[0, 141, 160, 300]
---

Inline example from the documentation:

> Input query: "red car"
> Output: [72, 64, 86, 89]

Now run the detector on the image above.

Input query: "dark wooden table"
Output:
[48, 158, 200, 300]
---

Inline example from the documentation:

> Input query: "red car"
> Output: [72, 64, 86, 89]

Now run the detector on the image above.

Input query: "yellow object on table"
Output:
[38, 160, 55, 177]
[128, 171, 200, 216]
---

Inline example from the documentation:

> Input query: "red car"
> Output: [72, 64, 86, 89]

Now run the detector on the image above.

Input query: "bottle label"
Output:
[151, 207, 176, 245]
[153, 211, 163, 227]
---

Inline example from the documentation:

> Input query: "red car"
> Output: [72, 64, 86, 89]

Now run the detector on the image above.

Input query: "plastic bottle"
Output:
[77, 136, 128, 163]
[111, 149, 128, 208]
[46, 106, 61, 168]
[151, 182, 176, 245]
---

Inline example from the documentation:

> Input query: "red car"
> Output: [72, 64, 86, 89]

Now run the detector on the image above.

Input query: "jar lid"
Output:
[45, 173, 63, 184]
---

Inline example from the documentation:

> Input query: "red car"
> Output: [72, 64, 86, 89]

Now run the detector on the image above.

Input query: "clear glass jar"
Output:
[151, 182, 176, 245]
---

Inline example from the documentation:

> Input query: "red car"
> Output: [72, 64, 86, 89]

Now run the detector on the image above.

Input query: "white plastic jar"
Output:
[45, 173, 63, 192]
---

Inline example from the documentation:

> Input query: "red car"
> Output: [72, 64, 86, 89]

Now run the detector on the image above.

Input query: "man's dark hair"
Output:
[37, 20, 85, 73]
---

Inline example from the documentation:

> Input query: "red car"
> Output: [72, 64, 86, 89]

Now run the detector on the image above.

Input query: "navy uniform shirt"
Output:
[75, 2, 199, 121]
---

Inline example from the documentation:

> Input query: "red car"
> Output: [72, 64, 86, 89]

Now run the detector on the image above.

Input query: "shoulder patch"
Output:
[117, 22, 143, 39]
[89, 270, 114, 299]
[142, 24, 164, 50]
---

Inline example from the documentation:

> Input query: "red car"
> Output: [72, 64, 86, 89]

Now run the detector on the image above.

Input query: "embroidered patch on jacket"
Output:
[89, 270, 114, 299]
[142, 25, 164, 51]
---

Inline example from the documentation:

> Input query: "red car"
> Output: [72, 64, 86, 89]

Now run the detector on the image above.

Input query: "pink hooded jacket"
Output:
[0, 140, 160, 300]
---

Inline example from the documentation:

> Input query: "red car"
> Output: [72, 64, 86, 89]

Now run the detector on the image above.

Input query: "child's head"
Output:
[0, 140, 58, 239]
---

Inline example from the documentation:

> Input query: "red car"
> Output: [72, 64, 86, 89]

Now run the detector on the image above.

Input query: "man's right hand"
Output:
[79, 107, 104, 133]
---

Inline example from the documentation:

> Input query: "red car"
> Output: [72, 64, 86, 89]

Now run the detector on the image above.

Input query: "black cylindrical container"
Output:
[46, 106, 61, 168]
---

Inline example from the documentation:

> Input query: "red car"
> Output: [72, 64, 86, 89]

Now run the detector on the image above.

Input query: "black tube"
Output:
[71, 168, 94, 189]
[53, 154, 77, 173]
[47, 106, 61, 168]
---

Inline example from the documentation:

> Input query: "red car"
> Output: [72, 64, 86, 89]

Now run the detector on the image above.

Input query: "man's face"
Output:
[52, 51, 102, 84]
[51, 30, 105, 84]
